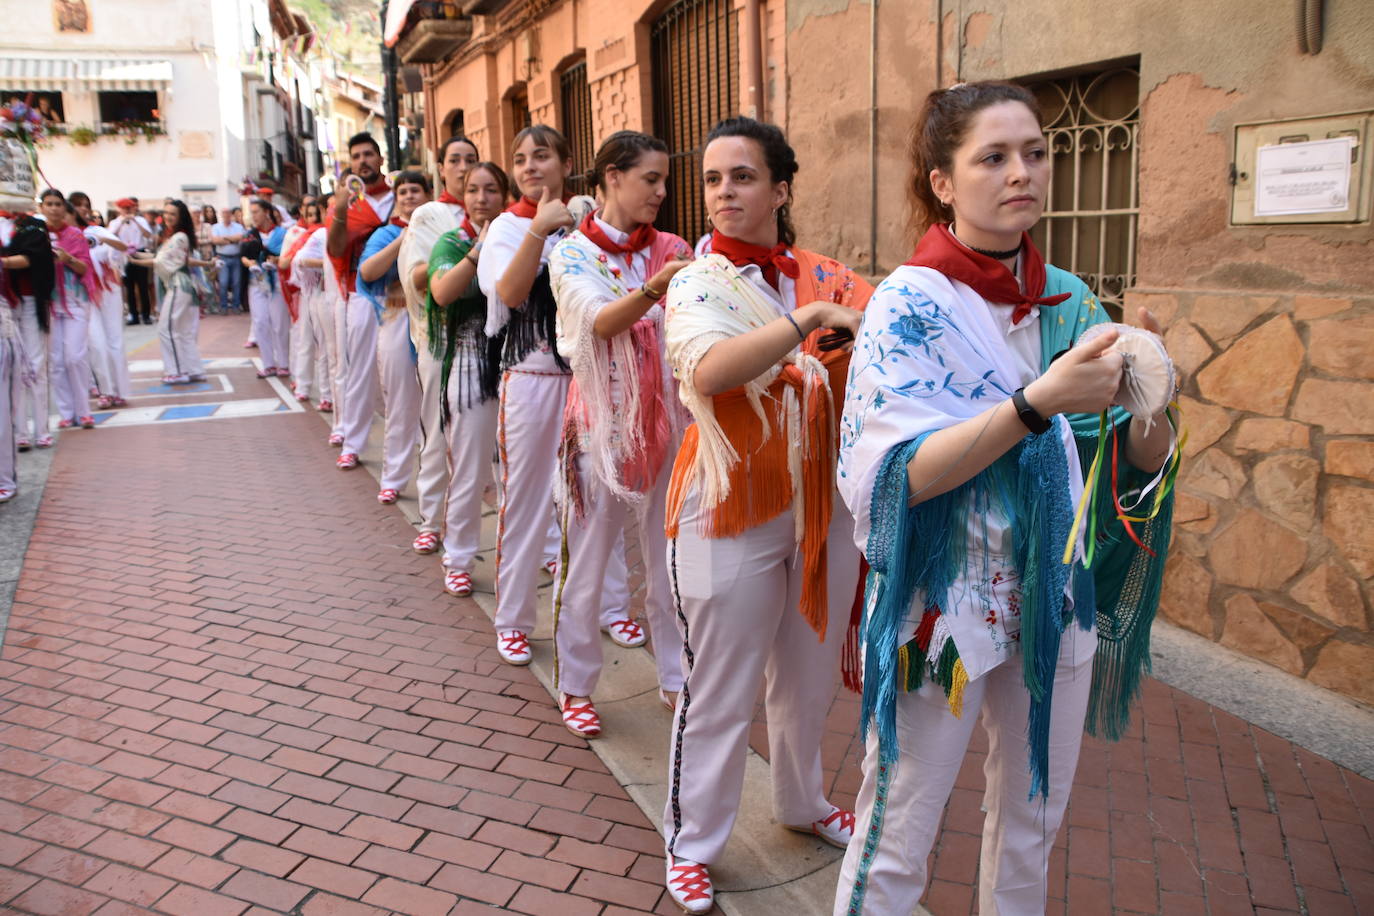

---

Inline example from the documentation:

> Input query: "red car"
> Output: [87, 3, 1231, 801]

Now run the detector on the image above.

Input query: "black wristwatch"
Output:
[1012, 387, 1051, 435]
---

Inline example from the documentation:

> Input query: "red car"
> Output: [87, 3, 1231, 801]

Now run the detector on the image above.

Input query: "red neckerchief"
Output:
[460, 216, 479, 240]
[905, 223, 1069, 324]
[390, 215, 408, 228]
[505, 192, 571, 218]
[709, 230, 799, 291]
[579, 211, 656, 258]
[438, 189, 461, 206]
[365, 179, 389, 196]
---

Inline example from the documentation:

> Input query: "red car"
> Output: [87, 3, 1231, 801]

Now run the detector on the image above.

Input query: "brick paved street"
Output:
[0, 314, 1371, 915]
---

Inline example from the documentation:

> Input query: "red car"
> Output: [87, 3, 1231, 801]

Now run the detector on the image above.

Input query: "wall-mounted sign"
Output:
[1254, 137, 1354, 217]
[1231, 112, 1370, 226]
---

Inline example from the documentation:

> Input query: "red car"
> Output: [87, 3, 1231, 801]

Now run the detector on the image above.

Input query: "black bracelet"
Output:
[783, 312, 806, 342]
[1012, 387, 1051, 434]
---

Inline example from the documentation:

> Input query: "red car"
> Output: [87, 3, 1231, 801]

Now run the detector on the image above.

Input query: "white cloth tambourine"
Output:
[1077, 322, 1176, 420]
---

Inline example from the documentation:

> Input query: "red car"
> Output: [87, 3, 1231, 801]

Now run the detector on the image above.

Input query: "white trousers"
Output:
[554, 454, 685, 697]
[248, 281, 290, 371]
[414, 348, 447, 534]
[663, 493, 860, 865]
[88, 288, 131, 399]
[158, 286, 204, 380]
[49, 301, 91, 423]
[0, 335, 16, 491]
[440, 380, 499, 573]
[293, 290, 332, 401]
[13, 297, 48, 439]
[377, 310, 421, 492]
[287, 309, 303, 382]
[834, 636, 1094, 916]
[339, 293, 380, 455]
[321, 290, 344, 436]
[493, 369, 569, 633]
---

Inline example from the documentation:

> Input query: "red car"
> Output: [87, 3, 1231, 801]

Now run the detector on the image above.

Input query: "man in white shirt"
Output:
[110, 197, 155, 324]
[212, 208, 247, 313]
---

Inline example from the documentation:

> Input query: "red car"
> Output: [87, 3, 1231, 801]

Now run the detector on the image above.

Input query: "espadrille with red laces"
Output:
[665, 856, 713, 914]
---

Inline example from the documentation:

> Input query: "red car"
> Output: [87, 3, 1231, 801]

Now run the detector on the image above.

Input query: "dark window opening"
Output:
[98, 90, 159, 125]
[1, 90, 65, 123]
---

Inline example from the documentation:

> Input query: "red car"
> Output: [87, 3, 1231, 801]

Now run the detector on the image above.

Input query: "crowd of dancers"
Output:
[0, 80, 1179, 916]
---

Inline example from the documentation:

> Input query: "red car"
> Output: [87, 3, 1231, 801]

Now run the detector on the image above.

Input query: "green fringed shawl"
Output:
[425, 231, 502, 428]
[858, 267, 1176, 799]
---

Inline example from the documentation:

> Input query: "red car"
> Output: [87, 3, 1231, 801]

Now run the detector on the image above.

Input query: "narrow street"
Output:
[0, 315, 1371, 915]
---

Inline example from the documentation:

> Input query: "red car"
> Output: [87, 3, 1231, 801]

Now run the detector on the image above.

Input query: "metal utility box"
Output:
[1231, 111, 1372, 226]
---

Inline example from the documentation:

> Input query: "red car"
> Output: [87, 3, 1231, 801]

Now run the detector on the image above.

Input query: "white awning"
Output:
[383, 0, 418, 47]
[0, 57, 174, 91]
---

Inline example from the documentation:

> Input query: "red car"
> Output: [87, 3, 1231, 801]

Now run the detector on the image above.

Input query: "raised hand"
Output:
[1026, 328, 1124, 416]
[531, 185, 573, 237]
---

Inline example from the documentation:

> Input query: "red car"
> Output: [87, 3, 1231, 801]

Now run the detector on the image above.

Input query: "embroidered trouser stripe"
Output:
[664, 537, 695, 857]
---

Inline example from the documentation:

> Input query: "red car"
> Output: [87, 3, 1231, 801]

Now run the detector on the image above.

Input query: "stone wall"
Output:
[1131, 287, 1374, 705]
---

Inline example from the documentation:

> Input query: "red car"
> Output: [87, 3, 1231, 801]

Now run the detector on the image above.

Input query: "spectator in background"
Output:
[196, 206, 220, 309]
[212, 206, 246, 314]
[109, 197, 154, 325]
[258, 188, 294, 228]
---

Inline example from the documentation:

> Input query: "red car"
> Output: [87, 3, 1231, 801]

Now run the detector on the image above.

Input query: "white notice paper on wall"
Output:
[1254, 137, 1354, 217]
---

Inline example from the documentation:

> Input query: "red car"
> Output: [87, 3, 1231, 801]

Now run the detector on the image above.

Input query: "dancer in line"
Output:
[2, 209, 54, 450]
[281, 200, 333, 412]
[327, 133, 394, 471]
[40, 190, 99, 429]
[424, 160, 507, 597]
[547, 130, 692, 737]
[131, 200, 210, 385]
[476, 125, 600, 665]
[70, 192, 131, 409]
[242, 198, 291, 379]
[358, 170, 431, 504]
[1, 208, 54, 491]
[833, 82, 1177, 916]
[398, 135, 480, 557]
[659, 118, 870, 913]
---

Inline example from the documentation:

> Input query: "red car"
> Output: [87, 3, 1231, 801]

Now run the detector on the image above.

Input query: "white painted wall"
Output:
[4, 0, 322, 212]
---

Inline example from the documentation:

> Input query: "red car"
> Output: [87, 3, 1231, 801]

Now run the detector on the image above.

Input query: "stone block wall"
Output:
[1128, 288, 1374, 705]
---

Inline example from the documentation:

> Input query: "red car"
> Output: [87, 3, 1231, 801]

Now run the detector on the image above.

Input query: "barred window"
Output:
[560, 61, 594, 198]
[1024, 65, 1140, 315]
[651, 0, 739, 244]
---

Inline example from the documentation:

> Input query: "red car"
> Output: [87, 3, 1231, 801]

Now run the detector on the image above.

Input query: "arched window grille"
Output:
[1024, 65, 1140, 315]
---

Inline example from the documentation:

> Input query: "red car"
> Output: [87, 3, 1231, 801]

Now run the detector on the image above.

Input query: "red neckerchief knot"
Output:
[579, 211, 657, 259]
[906, 223, 1069, 324]
[709, 230, 799, 291]
[438, 189, 461, 206]
[460, 216, 479, 241]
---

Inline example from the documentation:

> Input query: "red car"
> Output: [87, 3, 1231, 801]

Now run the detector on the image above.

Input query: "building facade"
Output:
[394, 0, 1374, 707]
[1, 0, 323, 212]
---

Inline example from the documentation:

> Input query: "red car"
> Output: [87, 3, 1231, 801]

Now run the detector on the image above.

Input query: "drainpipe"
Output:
[867, 0, 878, 274]
[742, 0, 763, 119]
[380, 0, 402, 167]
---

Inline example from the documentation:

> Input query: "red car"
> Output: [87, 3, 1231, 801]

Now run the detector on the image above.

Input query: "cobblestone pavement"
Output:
[1, 314, 1371, 916]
